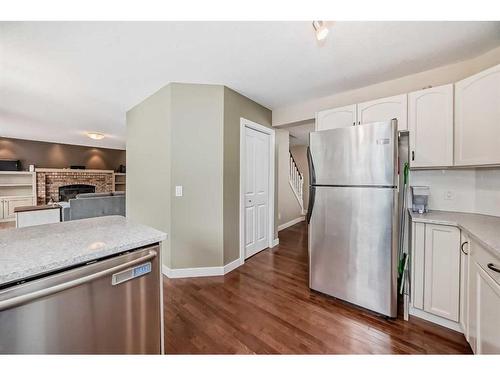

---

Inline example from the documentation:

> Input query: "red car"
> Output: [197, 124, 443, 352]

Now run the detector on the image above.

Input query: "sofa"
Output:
[60, 192, 125, 221]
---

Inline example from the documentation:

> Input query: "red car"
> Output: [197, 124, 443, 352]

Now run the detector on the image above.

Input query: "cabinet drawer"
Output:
[471, 240, 500, 286]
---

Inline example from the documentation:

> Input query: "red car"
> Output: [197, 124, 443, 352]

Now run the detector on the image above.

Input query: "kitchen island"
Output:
[0, 215, 167, 354]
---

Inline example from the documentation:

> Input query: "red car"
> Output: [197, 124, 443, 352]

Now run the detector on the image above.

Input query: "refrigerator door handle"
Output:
[307, 146, 316, 185]
[306, 186, 315, 224]
[0, 250, 157, 311]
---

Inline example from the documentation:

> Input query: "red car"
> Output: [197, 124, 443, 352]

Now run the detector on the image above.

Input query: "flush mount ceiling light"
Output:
[87, 132, 104, 140]
[312, 21, 329, 41]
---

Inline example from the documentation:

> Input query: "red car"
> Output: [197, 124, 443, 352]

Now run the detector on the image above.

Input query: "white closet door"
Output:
[244, 127, 270, 259]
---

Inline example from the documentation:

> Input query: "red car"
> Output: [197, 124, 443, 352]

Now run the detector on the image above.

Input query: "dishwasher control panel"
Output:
[112, 262, 152, 285]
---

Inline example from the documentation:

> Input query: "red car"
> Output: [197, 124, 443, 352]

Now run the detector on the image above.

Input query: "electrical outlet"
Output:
[278, 212, 281, 220]
[444, 190, 454, 200]
[175, 185, 183, 197]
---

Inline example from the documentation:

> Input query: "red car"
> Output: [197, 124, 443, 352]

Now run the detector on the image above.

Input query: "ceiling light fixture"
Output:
[87, 132, 104, 140]
[312, 21, 329, 41]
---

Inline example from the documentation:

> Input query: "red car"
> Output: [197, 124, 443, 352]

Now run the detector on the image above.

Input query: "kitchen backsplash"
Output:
[410, 168, 500, 217]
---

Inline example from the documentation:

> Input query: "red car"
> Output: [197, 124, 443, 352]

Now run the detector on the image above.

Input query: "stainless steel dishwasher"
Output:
[0, 244, 162, 354]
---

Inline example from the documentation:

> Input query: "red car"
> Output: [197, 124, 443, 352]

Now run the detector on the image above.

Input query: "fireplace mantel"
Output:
[35, 168, 114, 174]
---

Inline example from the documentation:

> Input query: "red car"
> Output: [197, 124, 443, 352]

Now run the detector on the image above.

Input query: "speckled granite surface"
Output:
[409, 210, 500, 257]
[0, 216, 167, 287]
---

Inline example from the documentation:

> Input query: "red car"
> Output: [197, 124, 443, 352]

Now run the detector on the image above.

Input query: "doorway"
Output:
[239, 118, 275, 261]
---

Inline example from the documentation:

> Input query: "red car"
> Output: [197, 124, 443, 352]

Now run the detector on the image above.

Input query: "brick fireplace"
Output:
[36, 168, 114, 204]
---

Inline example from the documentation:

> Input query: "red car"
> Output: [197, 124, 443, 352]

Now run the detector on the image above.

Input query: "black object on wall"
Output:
[0, 159, 21, 171]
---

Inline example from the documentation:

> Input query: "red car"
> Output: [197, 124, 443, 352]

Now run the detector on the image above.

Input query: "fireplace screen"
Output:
[59, 184, 96, 201]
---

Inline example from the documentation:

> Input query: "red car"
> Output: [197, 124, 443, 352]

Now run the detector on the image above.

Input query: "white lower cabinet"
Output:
[467, 240, 500, 354]
[3, 197, 34, 220]
[423, 224, 461, 321]
[0, 197, 35, 221]
[411, 222, 461, 323]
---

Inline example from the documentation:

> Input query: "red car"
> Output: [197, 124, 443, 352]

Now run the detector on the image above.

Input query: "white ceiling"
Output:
[1, 21, 500, 149]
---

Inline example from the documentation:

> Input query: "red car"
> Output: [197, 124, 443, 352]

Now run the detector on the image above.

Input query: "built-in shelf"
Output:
[0, 171, 36, 222]
[0, 183, 34, 187]
[113, 172, 126, 192]
[0, 171, 34, 175]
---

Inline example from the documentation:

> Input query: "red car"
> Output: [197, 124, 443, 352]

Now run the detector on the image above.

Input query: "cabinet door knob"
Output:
[487, 263, 500, 273]
[461, 241, 469, 255]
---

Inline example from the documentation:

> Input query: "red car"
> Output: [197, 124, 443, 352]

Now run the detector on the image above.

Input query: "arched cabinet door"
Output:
[357, 94, 408, 130]
[315, 104, 357, 131]
[408, 84, 454, 168]
[455, 63, 500, 166]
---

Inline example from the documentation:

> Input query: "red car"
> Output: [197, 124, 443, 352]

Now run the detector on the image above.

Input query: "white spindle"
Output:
[289, 152, 305, 213]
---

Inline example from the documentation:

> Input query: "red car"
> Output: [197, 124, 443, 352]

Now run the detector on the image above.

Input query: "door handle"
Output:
[306, 186, 315, 224]
[461, 241, 469, 255]
[307, 146, 316, 186]
[487, 263, 500, 274]
[0, 250, 157, 311]
[411, 151, 415, 161]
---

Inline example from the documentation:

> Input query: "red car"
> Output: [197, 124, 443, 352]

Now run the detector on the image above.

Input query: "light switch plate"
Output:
[175, 185, 183, 197]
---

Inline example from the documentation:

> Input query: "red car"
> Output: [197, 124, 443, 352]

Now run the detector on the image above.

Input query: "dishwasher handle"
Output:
[0, 249, 157, 311]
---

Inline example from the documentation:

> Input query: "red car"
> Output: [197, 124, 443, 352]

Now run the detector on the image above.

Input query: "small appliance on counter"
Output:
[411, 186, 430, 213]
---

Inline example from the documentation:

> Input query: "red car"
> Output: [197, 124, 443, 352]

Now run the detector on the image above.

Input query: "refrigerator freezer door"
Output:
[309, 186, 398, 317]
[309, 121, 397, 187]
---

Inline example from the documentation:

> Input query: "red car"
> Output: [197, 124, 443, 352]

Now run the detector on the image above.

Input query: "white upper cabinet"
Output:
[357, 94, 408, 130]
[423, 224, 460, 322]
[408, 84, 454, 168]
[315, 104, 357, 131]
[455, 63, 500, 166]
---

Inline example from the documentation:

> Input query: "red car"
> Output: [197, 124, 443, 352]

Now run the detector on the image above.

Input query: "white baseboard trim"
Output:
[223, 257, 243, 274]
[278, 216, 305, 232]
[271, 238, 280, 247]
[409, 306, 462, 333]
[162, 257, 244, 279]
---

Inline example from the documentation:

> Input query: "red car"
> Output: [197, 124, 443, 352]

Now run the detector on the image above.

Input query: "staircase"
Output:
[289, 152, 305, 215]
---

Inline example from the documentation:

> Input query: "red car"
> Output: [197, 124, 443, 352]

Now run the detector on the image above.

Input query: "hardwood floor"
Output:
[0, 221, 15, 230]
[164, 221, 472, 354]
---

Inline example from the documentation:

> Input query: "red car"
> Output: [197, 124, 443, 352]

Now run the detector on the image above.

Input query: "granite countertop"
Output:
[0, 216, 167, 288]
[409, 210, 500, 257]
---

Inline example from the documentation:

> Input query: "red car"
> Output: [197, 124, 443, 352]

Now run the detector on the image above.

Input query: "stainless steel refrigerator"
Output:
[307, 119, 400, 318]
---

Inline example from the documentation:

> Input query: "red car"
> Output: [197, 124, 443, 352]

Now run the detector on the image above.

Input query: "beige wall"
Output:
[126, 85, 172, 265]
[273, 45, 500, 126]
[277, 129, 303, 227]
[127, 83, 273, 270]
[170, 83, 225, 268]
[290, 145, 309, 211]
[223, 87, 274, 264]
[0, 136, 125, 171]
